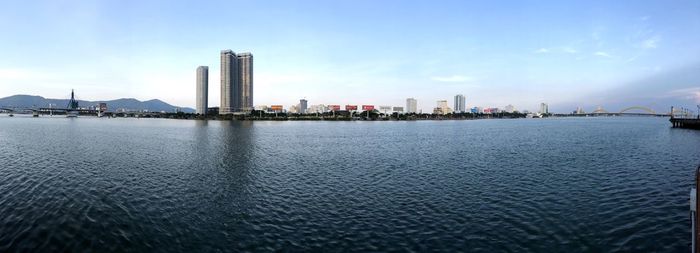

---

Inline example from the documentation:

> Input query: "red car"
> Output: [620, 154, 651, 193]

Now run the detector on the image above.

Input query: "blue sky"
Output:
[1, 0, 699, 113]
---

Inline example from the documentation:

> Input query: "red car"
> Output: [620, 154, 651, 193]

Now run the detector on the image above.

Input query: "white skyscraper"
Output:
[454, 94, 465, 113]
[406, 98, 418, 113]
[540, 103, 549, 114]
[196, 66, 208, 115]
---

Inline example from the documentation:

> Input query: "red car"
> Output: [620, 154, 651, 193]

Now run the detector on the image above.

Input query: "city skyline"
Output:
[0, 1, 699, 113]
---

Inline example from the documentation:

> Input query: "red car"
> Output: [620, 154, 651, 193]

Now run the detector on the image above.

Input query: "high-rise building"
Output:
[238, 52, 253, 112]
[196, 66, 208, 115]
[220, 50, 254, 114]
[299, 99, 308, 114]
[505, 104, 515, 113]
[454, 94, 465, 113]
[406, 98, 417, 113]
[220, 50, 238, 114]
[539, 103, 549, 114]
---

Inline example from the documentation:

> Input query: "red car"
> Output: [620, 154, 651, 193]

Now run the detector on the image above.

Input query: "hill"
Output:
[0, 95, 195, 113]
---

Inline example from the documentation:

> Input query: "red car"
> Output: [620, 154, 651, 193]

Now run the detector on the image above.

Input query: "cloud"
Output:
[431, 75, 475, 82]
[640, 36, 660, 49]
[534, 47, 577, 54]
[534, 48, 549, 54]
[594, 51, 612, 58]
[665, 87, 700, 103]
[625, 53, 641, 63]
[562, 47, 577, 54]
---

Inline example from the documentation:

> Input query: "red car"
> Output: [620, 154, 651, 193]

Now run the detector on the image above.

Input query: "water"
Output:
[0, 116, 698, 252]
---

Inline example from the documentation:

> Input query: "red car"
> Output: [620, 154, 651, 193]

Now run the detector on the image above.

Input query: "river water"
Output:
[0, 116, 698, 252]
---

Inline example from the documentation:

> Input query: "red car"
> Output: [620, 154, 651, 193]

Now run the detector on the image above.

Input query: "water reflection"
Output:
[1, 117, 699, 251]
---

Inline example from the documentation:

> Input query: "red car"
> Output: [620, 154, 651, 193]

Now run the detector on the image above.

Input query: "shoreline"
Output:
[1, 111, 671, 121]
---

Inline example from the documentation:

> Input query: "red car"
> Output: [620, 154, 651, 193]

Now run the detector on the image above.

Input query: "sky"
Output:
[1, 0, 699, 113]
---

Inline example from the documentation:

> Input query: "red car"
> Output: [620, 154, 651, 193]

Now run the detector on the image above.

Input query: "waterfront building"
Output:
[207, 107, 219, 115]
[435, 100, 452, 115]
[220, 50, 253, 114]
[98, 103, 107, 112]
[270, 105, 284, 112]
[540, 103, 549, 114]
[454, 94, 466, 113]
[299, 99, 308, 114]
[485, 107, 500, 114]
[406, 98, 417, 113]
[238, 52, 253, 112]
[220, 50, 238, 114]
[328, 105, 341, 111]
[196, 66, 208, 114]
[505, 104, 515, 113]
[307, 104, 327, 114]
[288, 105, 298, 114]
[379, 106, 392, 114]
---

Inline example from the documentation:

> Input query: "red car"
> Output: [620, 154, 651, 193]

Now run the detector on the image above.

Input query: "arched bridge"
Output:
[619, 106, 655, 114]
[577, 105, 669, 116]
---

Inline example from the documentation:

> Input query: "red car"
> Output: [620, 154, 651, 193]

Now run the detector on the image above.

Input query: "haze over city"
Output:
[0, 0, 699, 113]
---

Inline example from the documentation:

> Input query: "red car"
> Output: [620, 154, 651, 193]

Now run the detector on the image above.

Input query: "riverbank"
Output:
[106, 111, 534, 121]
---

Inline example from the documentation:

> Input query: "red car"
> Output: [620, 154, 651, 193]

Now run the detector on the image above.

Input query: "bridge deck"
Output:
[671, 118, 700, 129]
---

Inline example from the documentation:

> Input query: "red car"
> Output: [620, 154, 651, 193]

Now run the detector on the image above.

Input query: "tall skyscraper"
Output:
[220, 50, 238, 114]
[299, 99, 308, 114]
[196, 66, 208, 115]
[454, 94, 465, 113]
[219, 50, 254, 114]
[237, 52, 253, 112]
[539, 103, 549, 114]
[406, 98, 417, 113]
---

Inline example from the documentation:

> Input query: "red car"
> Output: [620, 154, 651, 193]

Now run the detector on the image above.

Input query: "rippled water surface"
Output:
[0, 116, 699, 252]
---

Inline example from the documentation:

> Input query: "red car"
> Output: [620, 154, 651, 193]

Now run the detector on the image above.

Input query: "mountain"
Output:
[0, 95, 195, 113]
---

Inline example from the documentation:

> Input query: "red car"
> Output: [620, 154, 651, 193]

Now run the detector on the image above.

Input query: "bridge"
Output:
[0, 107, 38, 114]
[1, 89, 107, 117]
[564, 105, 676, 117]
